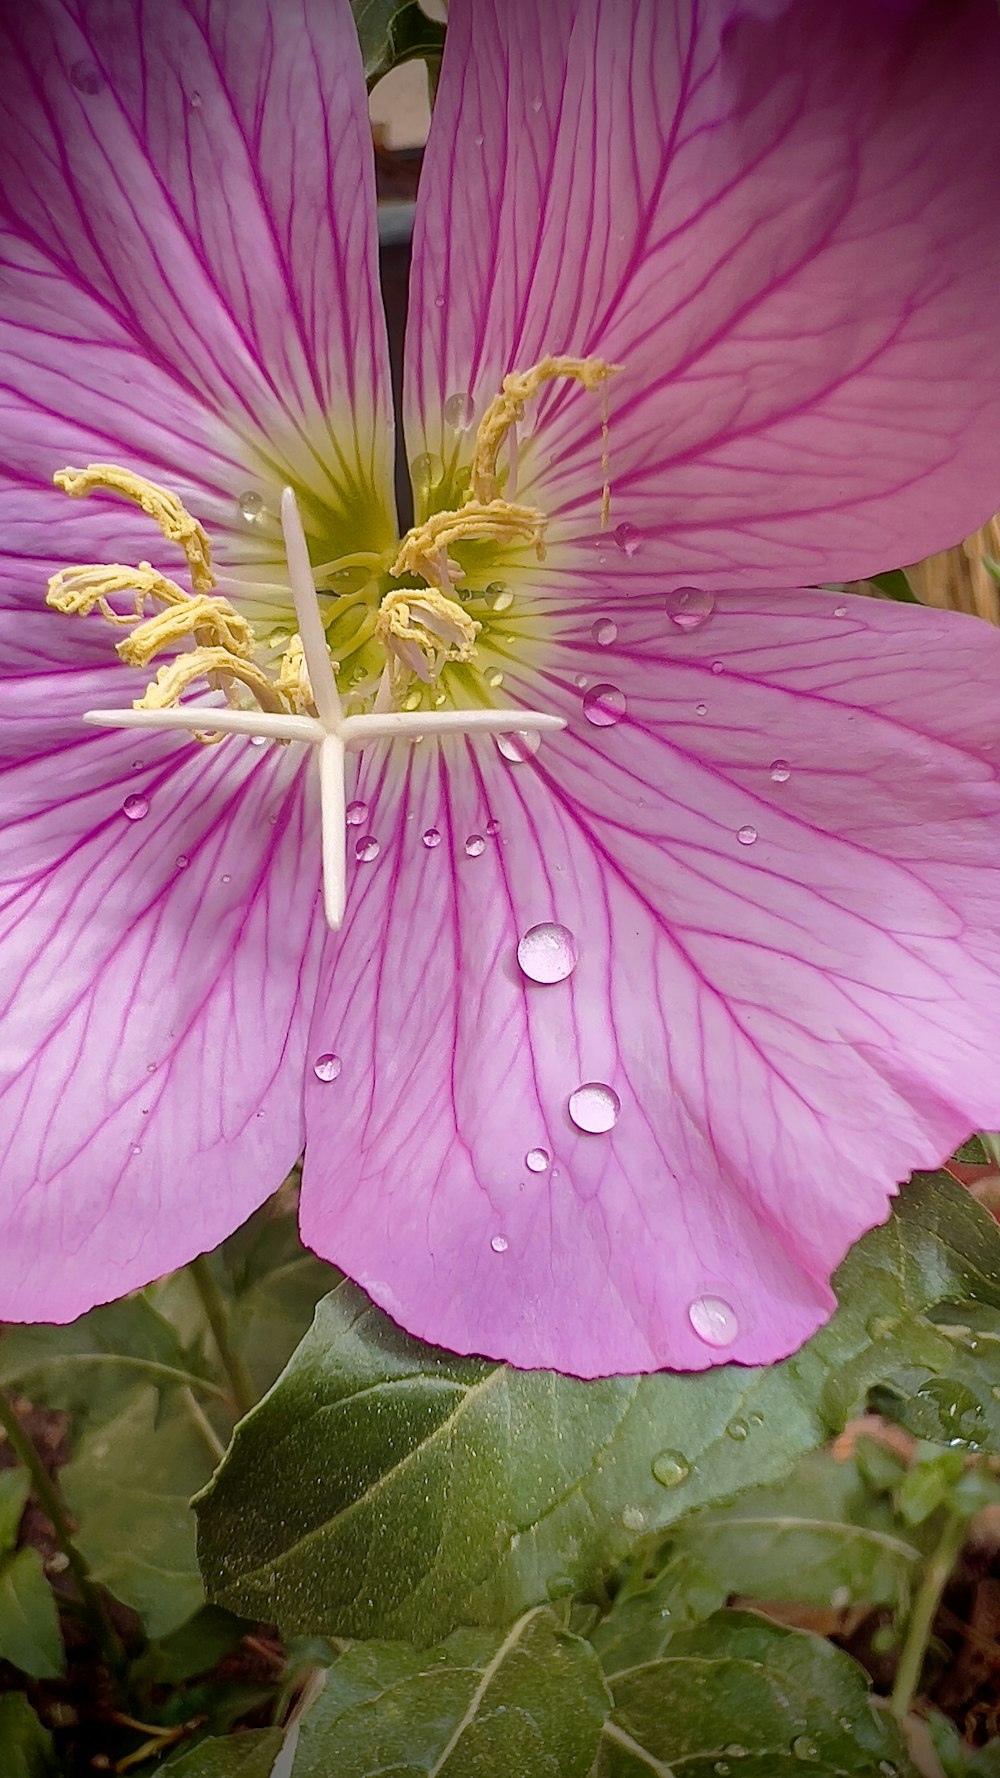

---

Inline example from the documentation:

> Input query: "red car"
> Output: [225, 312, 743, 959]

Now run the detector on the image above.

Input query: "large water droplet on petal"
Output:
[496, 730, 541, 763]
[688, 1294, 738, 1347]
[70, 58, 104, 94]
[122, 794, 149, 822]
[410, 453, 441, 494]
[769, 760, 790, 783]
[665, 585, 715, 632]
[583, 683, 626, 727]
[313, 1053, 342, 1082]
[737, 825, 758, 846]
[486, 581, 514, 612]
[592, 617, 617, 646]
[525, 1147, 550, 1173]
[464, 833, 486, 857]
[651, 1449, 690, 1489]
[345, 799, 367, 826]
[237, 489, 264, 523]
[569, 1082, 620, 1133]
[613, 521, 640, 557]
[355, 835, 379, 863]
[444, 391, 475, 430]
[422, 827, 442, 849]
[517, 922, 577, 984]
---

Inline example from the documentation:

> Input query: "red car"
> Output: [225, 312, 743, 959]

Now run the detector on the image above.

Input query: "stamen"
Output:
[375, 586, 479, 692]
[391, 498, 547, 590]
[53, 464, 214, 589]
[274, 634, 316, 714]
[469, 354, 620, 504]
[46, 561, 183, 627]
[136, 649, 287, 715]
[116, 594, 254, 668]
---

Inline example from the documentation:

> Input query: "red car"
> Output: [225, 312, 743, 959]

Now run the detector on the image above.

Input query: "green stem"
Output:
[890, 1508, 968, 1719]
[0, 1389, 125, 1675]
[189, 1254, 256, 1420]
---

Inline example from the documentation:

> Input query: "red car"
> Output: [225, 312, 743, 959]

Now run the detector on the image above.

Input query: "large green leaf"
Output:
[352, 0, 445, 85]
[592, 1611, 915, 1776]
[166, 1730, 284, 1776]
[290, 1609, 609, 1778]
[197, 1175, 1000, 1641]
[0, 1695, 60, 1778]
[0, 1297, 221, 1428]
[0, 1546, 64, 1679]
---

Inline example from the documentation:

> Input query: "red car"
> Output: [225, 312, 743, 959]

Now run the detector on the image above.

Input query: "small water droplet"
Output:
[517, 922, 578, 984]
[711, 660, 724, 675]
[237, 489, 264, 522]
[737, 825, 758, 846]
[496, 730, 541, 763]
[485, 818, 501, 839]
[249, 734, 268, 748]
[491, 1233, 509, 1253]
[313, 1054, 342, 1082]
[531, 95, 543, 113]
[70, 58, 103, 94]
[878, 1765, 898, 1778]
[791, 1737, 819, 1762]
[423, 827, 442, 849]
[652, 1449, 690, 1489]
[724, 1747, 748, 1761]
[866, 1313, 898, 1341]
[189, 90, 203, 109]
[444, 391, 475, 430]
[688, 1294, 738, 1347]
[613, 521, 640, 557]
[410, 452, 441, 492]
[621, 1506, 645, 1532]
[473, 132, 485, 147]
[714, 1763, 731, 1776]
[220, 873, 232, 884]
[122, 794, 148, 822]
[355, 835, 379, 863]
[769, 759, 790, 783]
[465, 833, 486, 857]
[403, 689, 422, 712]
[434, 294, 445, 309]
[345, 799, 367, 826]
[175, 854, 189, 870]
[485, 581, 513, 612]
[574, 673, 589, 689]
[665, 585, 715, 632]
[695, 702, 708, 716]
[525, 1148, 549, 1173]
[583, 682, 626, 727]
[592, 618, 617, 649]
[131, 1144, 142, 1156]
[569, 1082, 620, 1134]
[726, 1417, 749, 1441]
[833, 604, 847, 617]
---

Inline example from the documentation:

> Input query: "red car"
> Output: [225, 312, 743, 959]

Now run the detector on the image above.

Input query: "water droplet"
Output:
[583, 683, 626, 727]
[695, 702, 708, 716]
[688, 1294, 738, 1348]
[70, 58, 103, 94]
[345, 799, 367, 826]
[726, 1417, 749, 1441]
[724, 1747, 748, 1761]
[531, 95, 543, 113]
[592, 617, 617, 646]
[621, 1506, 645, 1532]
[715, 1764, 731, 1776]
[833, 604, 847, 618]
[122, 794, 148, 822]
[175, 854, 189, 870]
[403, 689, 422, 712]
[711, 660, 724, 675]
[237, 489, 264, 522]
[574, 674, 589, 690]
[355, 835, 379, 863]
[221, 873, 232, 884]
[569, 1082, 620, 1134]
[665, 585, 715, 632]
[491, 1233, 509, 1253]
[525, 1148, 550, 1173]
[737, 825, 758, 846]
[485, 818, 501, 838]
[651, 1449, 690, 1489]
[189, 90, 203, 109]
[249, 734, 268, 748]
[866, 1313, 898, 1341]
[496, 730, 541, 763]
[313, 1054, 342, 1082]
[878, 1765, 898, 1778]
[517, 922, 577, 984]
[485, 581, 514, 613]
[464, 833, 486, 858]
[473, 132, 485, 147]
[410, 452, 441, 492]
[444, 391, 475, 430]
[769, 759, 790, 783]
[913, 1377, 985, 1441]
[613, 521, 640, 557]
[422, 827, 442, 849]
[791, 1737, 819, 1762]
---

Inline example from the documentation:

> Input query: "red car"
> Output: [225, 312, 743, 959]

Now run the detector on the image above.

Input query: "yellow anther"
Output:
[116, 593, 254, 669]
[275, 633, 319, 714]
[392, 498, 547, 592]
[469, 354, 620, 504]
[46, 562, 182, 627]
[376, 586, 480, 691]
[54, 464, 215, 590]
[135, 648, 288, 716]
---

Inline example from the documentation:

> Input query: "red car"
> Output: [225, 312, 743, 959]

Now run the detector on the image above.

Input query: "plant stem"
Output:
[189, 1254, 256, 1420]
[0, 1388, 125, 1675]
[890, 1507, 968, 1719]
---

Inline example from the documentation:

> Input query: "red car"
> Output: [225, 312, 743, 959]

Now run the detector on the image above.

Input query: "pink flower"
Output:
[3, 0, 1000, 1375]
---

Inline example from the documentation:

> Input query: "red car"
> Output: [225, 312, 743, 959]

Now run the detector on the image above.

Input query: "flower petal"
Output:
[0, 0, 395, 575]
[0, 683, 324, 1322]
[301, 589, 1000, 1375]
[408, 0, 1000, 584]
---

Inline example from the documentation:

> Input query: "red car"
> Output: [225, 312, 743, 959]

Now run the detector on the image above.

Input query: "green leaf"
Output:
[290, 1608, 609, 1778]
[352, 0, 445, 86]
[593, 1611, 915, 1776]
[0, 1468, 31, 1555]
[197, 1176, 1000, 1641]
[62, 1387, 214, 1637]
[868, 569, 920, 603]
[671, 1449, 923, 1611]
[0, 1545, 64, 1678]
[134, 1605, 250, 1686]
[591, 1551, 728, 1678]
[165, 1729, 284, 1776]
[221, 1211, 339, 1400]
[0, 1695, 60, 1778]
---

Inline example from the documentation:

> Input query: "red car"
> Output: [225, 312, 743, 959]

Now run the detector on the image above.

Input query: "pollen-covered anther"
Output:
[115, 591, 255, 668]
[135, 647, 288, 716]
[470, 353, 620, 504]
[375, 586, 480, 689]
[46, 562, 181, 627]
[391, 497, 547, 591]
[275, 633, 321, 714]
[54, 464, 215, 589]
